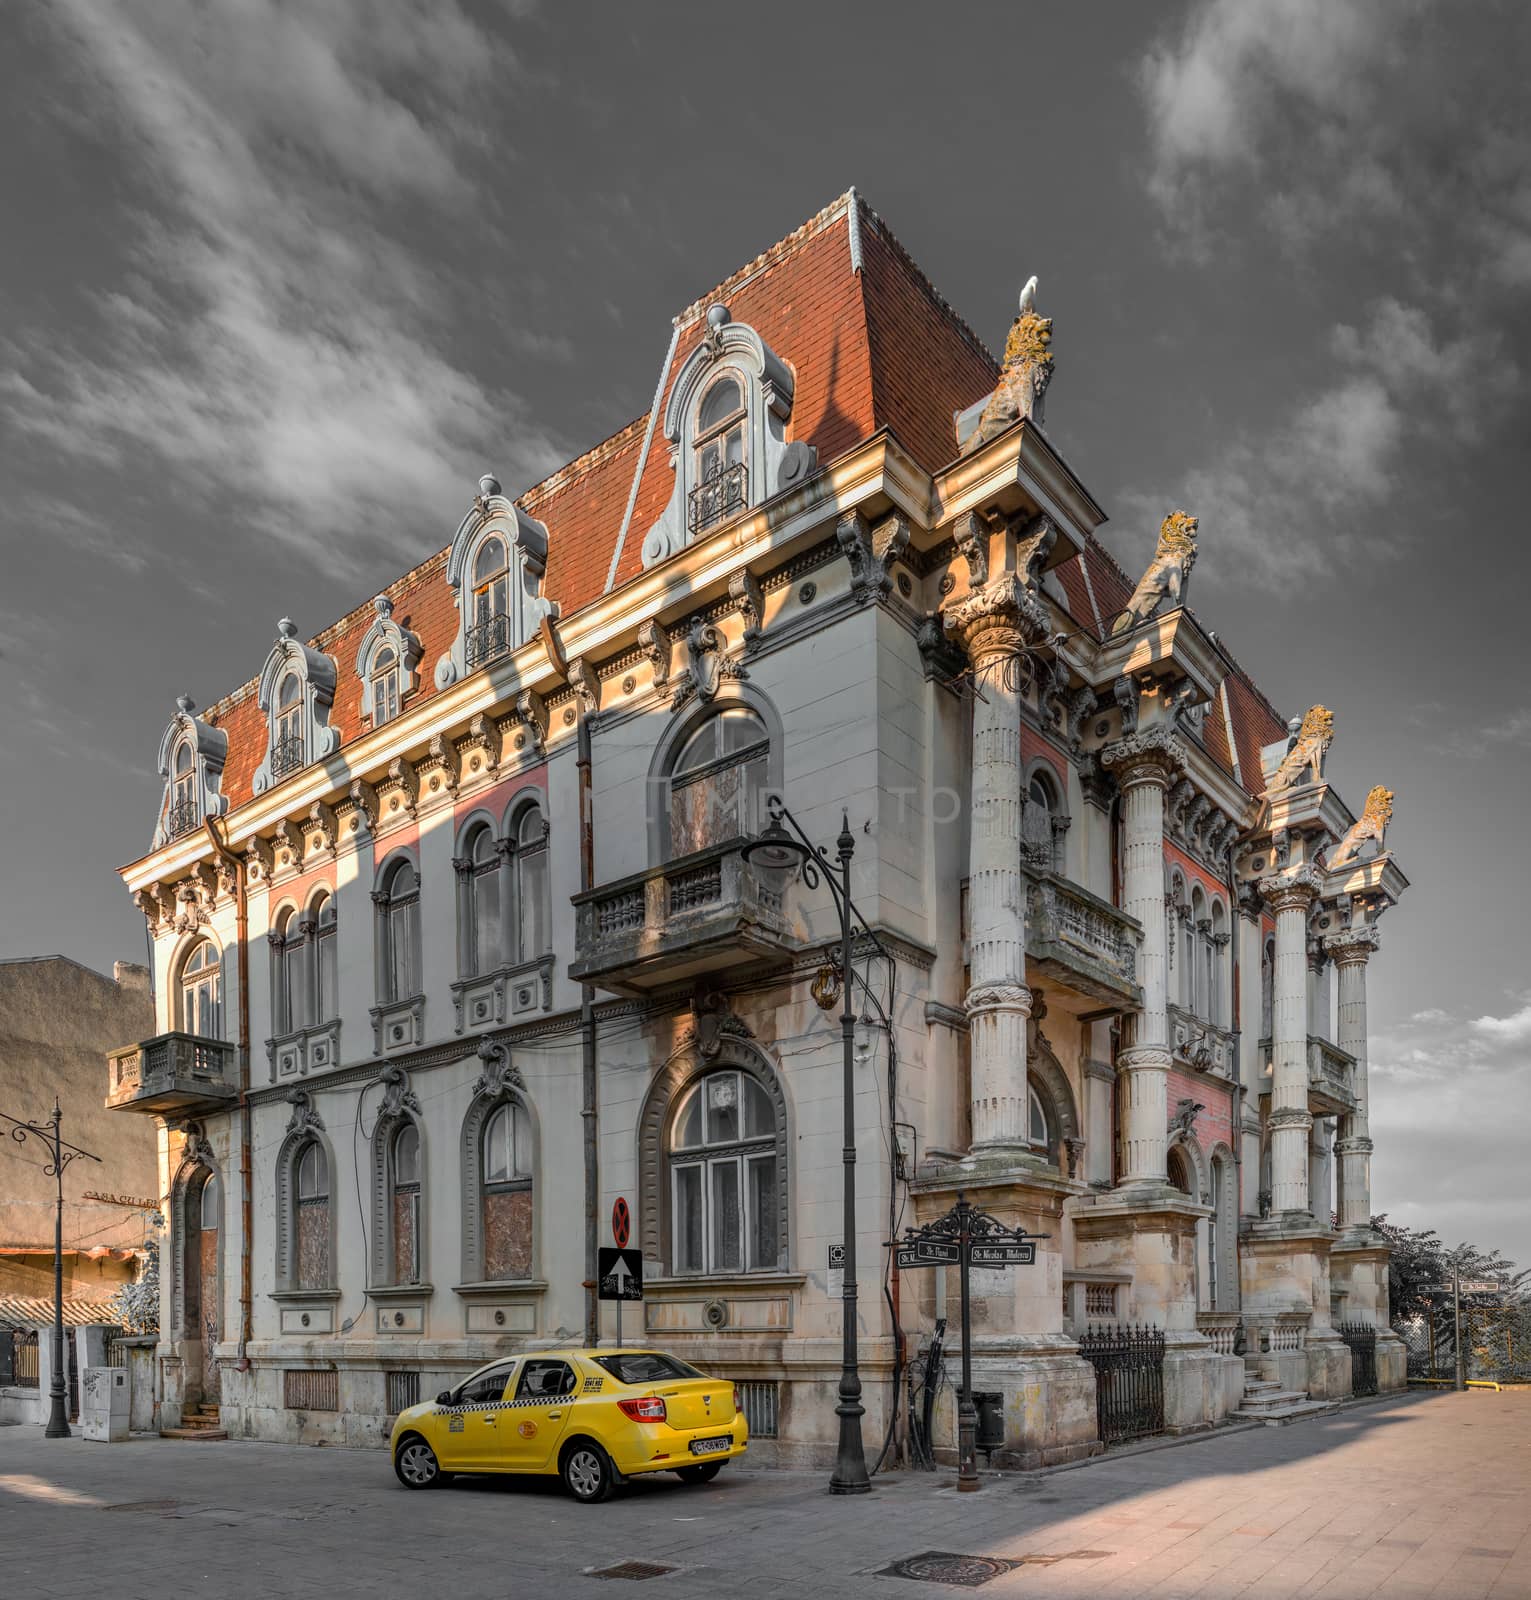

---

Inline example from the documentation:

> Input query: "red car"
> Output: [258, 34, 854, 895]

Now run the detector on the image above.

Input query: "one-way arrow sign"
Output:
[598, 1246, 643, 1302]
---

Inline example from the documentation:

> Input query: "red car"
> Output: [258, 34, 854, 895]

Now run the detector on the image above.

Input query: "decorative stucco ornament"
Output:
[1110, 511, 1199, 636]
[1328, 784, 1393, 868]
[1268, 706, 1335, 791]
[961, 276, 1054, 452]
[671, 615, 746, 709]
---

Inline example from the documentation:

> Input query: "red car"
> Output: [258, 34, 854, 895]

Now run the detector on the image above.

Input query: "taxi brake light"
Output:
[618, 1395, 667, 1423]
[732, 1385, 742, 1413]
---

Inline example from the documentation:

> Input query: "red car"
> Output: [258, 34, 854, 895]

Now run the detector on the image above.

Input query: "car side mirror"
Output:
[435, 1389, 455, 1406]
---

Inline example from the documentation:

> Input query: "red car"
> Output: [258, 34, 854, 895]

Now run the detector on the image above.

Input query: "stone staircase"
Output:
[1231, 1374, 1331, 1425]
[160, 1401, 227, 1441]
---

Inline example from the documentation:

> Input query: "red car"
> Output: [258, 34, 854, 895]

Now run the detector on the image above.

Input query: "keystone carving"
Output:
[376, 1063, 421, 1120]
[1110, 511, 1199, 636]
[284, 1089, 323, 1136]
[472, 1036, 525, 1099]
[1328, 784, 1393, 869]
[672, 616, 746, 709]
[679, 991, 756, 1060]
[1268, 706, 1334, 791]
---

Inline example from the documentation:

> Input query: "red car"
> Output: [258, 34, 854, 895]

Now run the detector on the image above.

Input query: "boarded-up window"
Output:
[668, 708, 768, 856]
[391, 1122, 421, 1284]
[482, 1101, 533, 1281]
[295, 1141, 330, 1290]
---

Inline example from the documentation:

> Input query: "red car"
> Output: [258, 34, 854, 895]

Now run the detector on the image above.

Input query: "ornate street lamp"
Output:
[743, 795, 873, 1494]
[1, 1099, 101, 1437]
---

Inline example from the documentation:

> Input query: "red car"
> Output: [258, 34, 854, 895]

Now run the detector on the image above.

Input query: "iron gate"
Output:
[1077, 1323, 1165, 1445]
[1338, 1322, 1377, 1396]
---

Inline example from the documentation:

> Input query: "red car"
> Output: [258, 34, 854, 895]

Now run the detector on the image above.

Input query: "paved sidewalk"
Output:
[2, 1389, 1526, 1599]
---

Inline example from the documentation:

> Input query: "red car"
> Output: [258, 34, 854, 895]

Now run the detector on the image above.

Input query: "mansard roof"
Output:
[184, 189, 1289, 816]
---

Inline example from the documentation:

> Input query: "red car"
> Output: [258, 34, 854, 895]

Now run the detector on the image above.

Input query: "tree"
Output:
[106, 1237, 160, 1335]
[1372, 1214, 1527, 1324]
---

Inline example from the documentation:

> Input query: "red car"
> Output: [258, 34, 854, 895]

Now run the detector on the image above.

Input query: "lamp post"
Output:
[743, 795, 873, 1494]
[1, 1099, 102, 1437]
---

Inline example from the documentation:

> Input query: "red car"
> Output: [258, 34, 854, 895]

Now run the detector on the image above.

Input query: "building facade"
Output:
[106, 193, 1408, 1464]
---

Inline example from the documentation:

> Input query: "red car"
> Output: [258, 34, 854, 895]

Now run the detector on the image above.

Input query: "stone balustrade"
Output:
[105, 1032, 237, 1115]
[1023, 868, 1142, 1007]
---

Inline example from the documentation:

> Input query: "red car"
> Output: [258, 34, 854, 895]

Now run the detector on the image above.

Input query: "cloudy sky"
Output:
[1, 2, 1525, 1261]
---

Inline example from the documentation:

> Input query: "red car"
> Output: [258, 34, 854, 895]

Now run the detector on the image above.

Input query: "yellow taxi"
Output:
[390, 1347, 748, 1502]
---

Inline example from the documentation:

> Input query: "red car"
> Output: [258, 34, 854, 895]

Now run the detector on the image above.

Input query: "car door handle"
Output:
[547, 1412, 561, 1420]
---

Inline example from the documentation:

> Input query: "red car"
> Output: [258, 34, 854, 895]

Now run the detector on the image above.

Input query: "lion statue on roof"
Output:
[1110, 511, 1199, 636]
[1327, 784, 1393, 869]
[1269, 705, 1335, 791]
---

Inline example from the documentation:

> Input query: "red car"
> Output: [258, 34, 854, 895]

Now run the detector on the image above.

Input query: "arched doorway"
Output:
[183, 1167, 221, 1403]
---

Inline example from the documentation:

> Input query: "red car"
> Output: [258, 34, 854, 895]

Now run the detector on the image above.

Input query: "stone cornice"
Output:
[1100, 726, 1187, 790]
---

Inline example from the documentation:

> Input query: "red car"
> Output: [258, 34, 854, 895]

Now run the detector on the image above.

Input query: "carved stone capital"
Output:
[1324, 924, 1381, 966]
[1259, 865, 1323, 914]
[1100, 726, 1187, 790]
[964, 982, 1033, 1018]
[1334, 1135, 1374, 1156]
[1268, 1107, 1314, 1133]
[944, 574, 1049, 660]
[1117, 1045, 1173, 1073]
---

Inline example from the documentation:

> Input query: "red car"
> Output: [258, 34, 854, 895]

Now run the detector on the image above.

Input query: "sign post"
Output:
[893, 1192, 1047, 1493]
[603, 1198, 637, 1346]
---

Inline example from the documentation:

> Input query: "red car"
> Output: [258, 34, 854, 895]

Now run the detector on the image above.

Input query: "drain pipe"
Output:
[577, 712, 600, 1346]
[204, 817, 254, 1369]
[1225, 842, 1244, 1309]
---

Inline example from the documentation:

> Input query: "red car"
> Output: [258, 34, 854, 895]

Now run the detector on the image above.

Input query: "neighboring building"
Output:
[1, 956, 158, 1304]
[105, 192, 1408, 1464]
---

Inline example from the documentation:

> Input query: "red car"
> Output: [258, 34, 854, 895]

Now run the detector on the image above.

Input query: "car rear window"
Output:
[592, 1352, 705, 1385]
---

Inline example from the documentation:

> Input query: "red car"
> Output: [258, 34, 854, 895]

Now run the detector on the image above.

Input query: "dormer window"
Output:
[272, 672, 305, 778]
[691, 376, 748, 535]
[253, 620, 339, 795]
[371, 647, 399, 725]
[433, 477, 551, 691]
[355, 595, 421, 729]
[467, 535, 511, 669]
[153, 696, 229, 848]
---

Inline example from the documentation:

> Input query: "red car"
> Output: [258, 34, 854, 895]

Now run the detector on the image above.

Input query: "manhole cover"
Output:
[103, 1500, 180, 1514]
[879, 1552, 1020, 1588]
[590, 1561, 677, 1581]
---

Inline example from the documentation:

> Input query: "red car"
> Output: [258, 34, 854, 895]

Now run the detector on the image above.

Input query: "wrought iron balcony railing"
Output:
[571, 836, 794, 995]
[106, 1031, 238, 1115]
[1022, 868, 1142, 1007]
[165, 794, 201, 839]
[465, 609, 512, 671]
[269, 732, 307, 781]
[688, 461, 748, 535]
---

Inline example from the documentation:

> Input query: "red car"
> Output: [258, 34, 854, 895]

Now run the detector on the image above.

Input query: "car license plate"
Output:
[689, 1435, 731, 1456]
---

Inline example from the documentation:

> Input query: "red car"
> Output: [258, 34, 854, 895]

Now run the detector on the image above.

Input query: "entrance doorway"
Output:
[184, 1169, 221, 1403]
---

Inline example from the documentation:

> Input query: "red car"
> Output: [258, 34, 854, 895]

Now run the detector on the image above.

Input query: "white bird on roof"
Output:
[1019, 275, 1038, 315]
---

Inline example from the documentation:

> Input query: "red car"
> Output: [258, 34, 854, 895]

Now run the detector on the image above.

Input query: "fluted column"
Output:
[1261, 869, 1321, 1216]
[1102, 728, 1186, 1186]
[948, 575, 1045, 1155]
[1326, 925, 1379, 1231]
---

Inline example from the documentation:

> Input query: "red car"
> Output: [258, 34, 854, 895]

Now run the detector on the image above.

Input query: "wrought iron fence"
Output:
[3, 1330, 40, 1388]
[688, 461, 748, 534]
[269, 732, 307, 780]
[1077, 1323, 1165, 1445]
[1399, 1304, 1531, 1382]
[1338, 1321, 1378, 1396]
[166, 794, 201, 838]
[465, 610, 511, 671]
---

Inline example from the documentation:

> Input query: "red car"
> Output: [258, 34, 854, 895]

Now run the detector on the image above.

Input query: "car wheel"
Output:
[561, 1440, 616, 1504]
[676, 1462, 724, 1484]
[394, 1436, 451, 1490]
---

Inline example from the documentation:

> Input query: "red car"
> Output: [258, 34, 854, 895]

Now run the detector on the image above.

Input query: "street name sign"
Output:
[597, 1246, 643, 1302]
[969, 1242, 1036, 1267]
[896, 1238, 962, 1268]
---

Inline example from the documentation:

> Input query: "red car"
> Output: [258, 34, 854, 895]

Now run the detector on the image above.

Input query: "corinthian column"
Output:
[1101, 727, 1186, 1187]
[948, 574, 1047, 1155]
[1326, 924, 1380, 1231]
[1260, 869, 1321, 1216]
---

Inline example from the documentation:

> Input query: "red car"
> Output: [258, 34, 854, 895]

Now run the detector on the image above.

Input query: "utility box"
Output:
[972, 1390, 1006, 1453]
[81, 1366, 130, 1442]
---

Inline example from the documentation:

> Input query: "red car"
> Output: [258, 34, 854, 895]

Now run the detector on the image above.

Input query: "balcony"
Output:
[1022, 869, 1142, 1008]
[465, 610, 511, 671]
[269, 732, 307, 781]
[1256, 1035, 1358, 1116]
[165, 794, 201, 840]
[106, 1032, 238, 1116]
[1168, 1002, 1235, 1077]
[570, 837, 796, 996]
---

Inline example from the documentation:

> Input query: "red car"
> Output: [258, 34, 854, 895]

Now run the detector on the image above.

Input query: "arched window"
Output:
[272, 907, 305, 1034]
[313, 892, 337, 1023]
[511, 801, 549, 961]
[465, 824, 502, 976]
[668, 706, 769, 856]
[1167, 1145, 1193, 1196]
[691, 375, 747, 534]
[272, 671, 306, 779]
[294, 1141, 331, 1291]
[481, 1102, 533, 1281]
[669, 1070, 780, 1275]
[168, 742, 197, 838]
[370, 645, 400, 726]
[1028, 1084, 1049, 1147]
[1022, 769, 1065, 872]
[379, 859, 420, 1003]
[200, 1170, 220, 1231]
[1210, 900, 1228, 1026]
[467, 536, 511, 669]
[1190, 887, 1209, 1018]
[180, 940, 222, 1038]
[391, 1122, 421, 1285]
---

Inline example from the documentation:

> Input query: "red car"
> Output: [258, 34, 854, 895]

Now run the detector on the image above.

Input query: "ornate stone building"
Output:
[106, 193, 1408, 1462]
